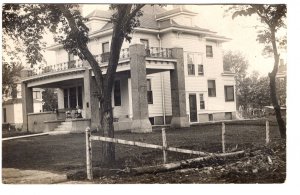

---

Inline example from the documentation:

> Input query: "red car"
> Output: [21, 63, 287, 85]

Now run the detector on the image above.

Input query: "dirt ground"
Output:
[2, 120, 285, 183]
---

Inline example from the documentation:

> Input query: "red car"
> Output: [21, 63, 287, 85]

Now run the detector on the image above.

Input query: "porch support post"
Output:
[170, 48, 190, 128]
[21, 70, 34, 132]
[129, 43, 152, 133]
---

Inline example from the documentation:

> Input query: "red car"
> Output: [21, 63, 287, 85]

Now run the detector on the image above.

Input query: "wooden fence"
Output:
[85, 120, 271, 180]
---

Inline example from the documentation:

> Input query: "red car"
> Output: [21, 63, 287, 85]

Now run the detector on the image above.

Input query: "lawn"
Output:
[2, 120, 285, 183]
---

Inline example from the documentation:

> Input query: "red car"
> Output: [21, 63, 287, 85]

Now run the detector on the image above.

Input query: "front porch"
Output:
[21, 44, 190, 133]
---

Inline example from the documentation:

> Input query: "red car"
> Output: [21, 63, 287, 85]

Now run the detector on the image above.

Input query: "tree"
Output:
[223, 50, 249, 109]
[2, 62, 23, 99]
[42, 88, 58, 111]
[3, 4, 149, 164]
[227, 4, 287, 139]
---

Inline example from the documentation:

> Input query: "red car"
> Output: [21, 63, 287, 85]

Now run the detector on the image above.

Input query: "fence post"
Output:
[162, 128, 168, 164]
[222, 122, 226, 153]
[266, 120, 270, 145]
[85, 127, 93, 180]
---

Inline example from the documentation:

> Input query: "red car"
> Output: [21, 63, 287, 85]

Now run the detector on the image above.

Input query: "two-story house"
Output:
[20, 5, 236, 133]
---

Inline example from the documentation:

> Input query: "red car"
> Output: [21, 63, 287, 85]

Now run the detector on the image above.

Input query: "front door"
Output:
[189, 94, 198, 122]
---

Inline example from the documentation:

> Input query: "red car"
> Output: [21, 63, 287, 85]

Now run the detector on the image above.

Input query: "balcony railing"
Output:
[146, 47, 173, 58]
[28, 47, 173, 77]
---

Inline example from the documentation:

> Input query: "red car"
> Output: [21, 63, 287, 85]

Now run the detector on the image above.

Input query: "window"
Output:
[187, 53, 195, 75]
[3, 108, 7, 123]
[208, 80, 216, 97]
[147, 79, 153, 104]
[69, 87, 77, 109]
[198, 64, 204, 76]
[188, 64, 195, 75]
[102, 42, 109, 53]
[114, 80, 121, 106]
[200, 94, 205, 109]
[208, 114, 214, 121]
[64, 89, 69, 108]
[206, 45, 213, 57]
[225, 112, 233, 120]
[33, 91, 41, 99]
[224, 86, 234, 101]
[78, 86, 83, 108]
[140, 39, 149, 49]
[149, 117, 154, 125]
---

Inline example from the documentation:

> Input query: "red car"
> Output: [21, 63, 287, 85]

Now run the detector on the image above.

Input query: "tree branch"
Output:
[56, 4, 104, 100]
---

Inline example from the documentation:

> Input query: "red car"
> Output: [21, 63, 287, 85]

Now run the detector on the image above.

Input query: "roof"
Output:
[85, 9, 114, 19]
[156, 6, 197, 20]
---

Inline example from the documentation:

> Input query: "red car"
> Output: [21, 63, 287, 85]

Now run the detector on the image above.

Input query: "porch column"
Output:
[170, 48, 190, 128]
[129, 43, 152, 133]
[21, 83, 33, 131]
[21, 69, 34, 131]
[83, 66, 99, 129]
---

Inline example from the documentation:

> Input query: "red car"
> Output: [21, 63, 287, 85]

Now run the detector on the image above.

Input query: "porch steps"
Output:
[50, 121, 72, 135]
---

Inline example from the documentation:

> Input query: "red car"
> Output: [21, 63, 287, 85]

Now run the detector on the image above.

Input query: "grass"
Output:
[2, 121, 281, 175]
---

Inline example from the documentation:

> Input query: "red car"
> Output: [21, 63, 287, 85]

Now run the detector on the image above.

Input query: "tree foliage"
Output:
[42, 88, 58, 111]
[227, 4, 287, 138]
[2, 62, 23, 99]
[2, 4, 150, 163]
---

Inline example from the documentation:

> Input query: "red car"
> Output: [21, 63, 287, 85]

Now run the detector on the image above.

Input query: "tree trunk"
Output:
[269, 27, 286, 139]
[100, 96, 115, 165]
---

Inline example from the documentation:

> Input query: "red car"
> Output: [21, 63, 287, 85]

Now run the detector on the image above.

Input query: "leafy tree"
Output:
[227, 4, 287, 139]
[223, 50, 249, 109]
[2, 62, 23, 99]
[42, 88, 58, 111]
[3, 4, 150, 164]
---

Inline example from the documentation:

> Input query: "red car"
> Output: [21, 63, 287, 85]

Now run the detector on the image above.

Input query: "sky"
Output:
[79, 4, 287, 76]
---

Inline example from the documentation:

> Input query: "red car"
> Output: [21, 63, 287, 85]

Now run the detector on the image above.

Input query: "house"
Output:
[20, 5, 236, 133]
[2, 76, 43, 130]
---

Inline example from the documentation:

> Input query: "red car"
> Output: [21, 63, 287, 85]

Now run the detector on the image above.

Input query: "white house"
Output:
[20, 5, 236, 133]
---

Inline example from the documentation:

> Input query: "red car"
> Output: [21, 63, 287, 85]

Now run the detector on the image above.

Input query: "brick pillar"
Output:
[83, 67, 99, 129]
[170, 48, 190, 128]
[21, 72, 33, 131]
[129, 44, 152, 133]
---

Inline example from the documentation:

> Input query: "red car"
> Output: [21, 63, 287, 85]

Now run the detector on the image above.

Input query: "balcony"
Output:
[28, 47, 173, 77]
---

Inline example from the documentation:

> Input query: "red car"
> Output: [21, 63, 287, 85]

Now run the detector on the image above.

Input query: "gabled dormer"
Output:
[85, 9, 113, 32]
[156, 5, 197, 27]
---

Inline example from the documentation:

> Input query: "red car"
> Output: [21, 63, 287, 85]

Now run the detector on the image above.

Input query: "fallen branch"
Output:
[128, 150, 245, 175]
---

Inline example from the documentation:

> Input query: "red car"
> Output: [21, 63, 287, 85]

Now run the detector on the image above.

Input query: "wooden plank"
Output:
[129, 150, 245, 175]
[222, 122, 226, 153]
[161, 128, 167, 164]
[91, 135, 212, 156]
[266, 120, 270, 145]
[2, 132, 49, 141]
[85, 127, 93, 180]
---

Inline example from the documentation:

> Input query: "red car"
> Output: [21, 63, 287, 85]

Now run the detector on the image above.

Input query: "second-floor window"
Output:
[102, 42, 109, 53]
[198, 64, 204, 76]
[208, 80, 216, 97]
[114, 80, 121, 106]
[206, 45, 213, 58]
[140, 39, 149, 49]
[147, 79, 153, 104]
[187, 53, 195, 75]
[224, 85, 234, 102]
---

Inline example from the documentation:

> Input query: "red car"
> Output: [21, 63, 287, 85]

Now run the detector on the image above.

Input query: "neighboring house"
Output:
[20, 5, 236, 133]
[2, 76, 43, 130]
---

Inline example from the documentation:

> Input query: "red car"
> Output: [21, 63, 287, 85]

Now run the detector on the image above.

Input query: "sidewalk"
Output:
[2, 168, 68, 184]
